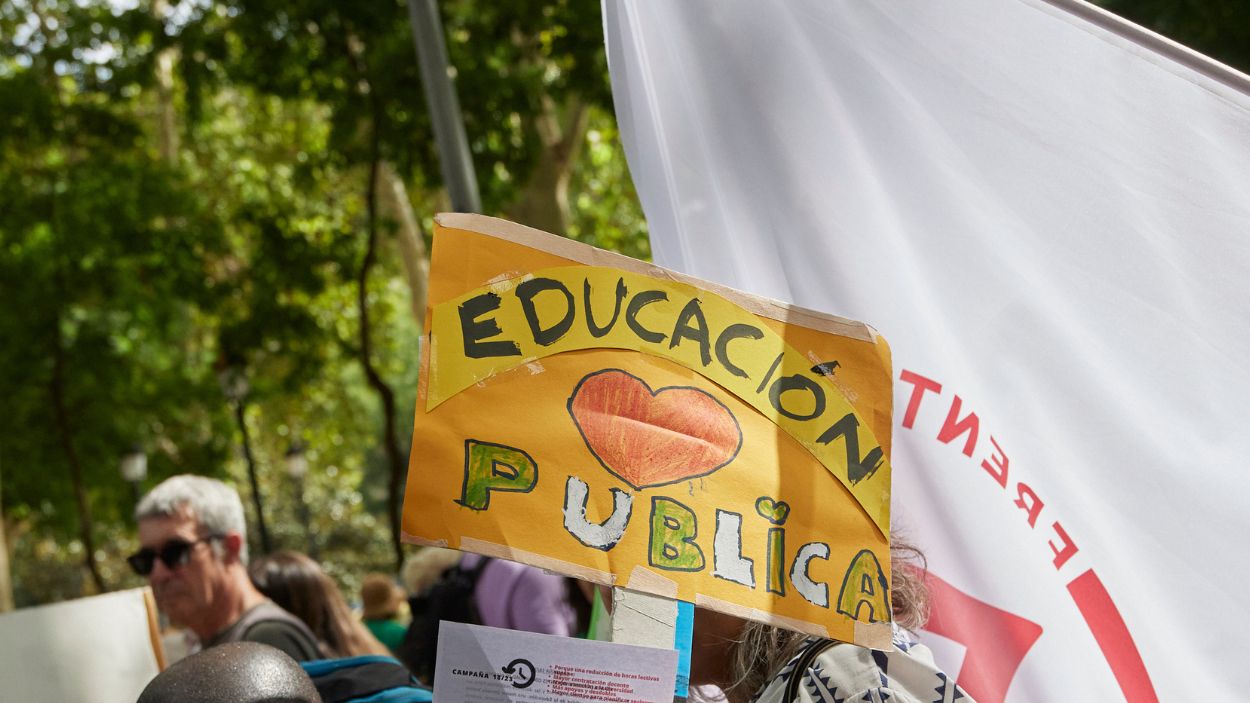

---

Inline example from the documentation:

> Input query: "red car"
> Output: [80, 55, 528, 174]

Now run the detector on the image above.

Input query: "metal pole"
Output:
[295, 476, 317, 559]
[129, 481, 142, 510]
[406, 0, 481, 213]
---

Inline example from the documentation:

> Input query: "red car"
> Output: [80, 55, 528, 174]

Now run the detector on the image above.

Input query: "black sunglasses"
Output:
[127, 536, 219, 576]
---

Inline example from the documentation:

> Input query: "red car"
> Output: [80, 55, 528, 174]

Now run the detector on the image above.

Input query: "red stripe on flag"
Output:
[1067, 569, 1159, 703]
[920, 569, 1043, 703]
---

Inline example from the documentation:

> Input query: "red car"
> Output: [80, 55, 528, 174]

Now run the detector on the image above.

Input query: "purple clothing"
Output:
[461, 554, 576, 636]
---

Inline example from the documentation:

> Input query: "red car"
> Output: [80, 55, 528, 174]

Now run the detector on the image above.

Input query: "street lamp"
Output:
[120, 444, 147, 507]
[216, 360, 272, 555]
[216, 363, 249, 405]
[284, 442, 308, 480]
[285, 441, 316, 558]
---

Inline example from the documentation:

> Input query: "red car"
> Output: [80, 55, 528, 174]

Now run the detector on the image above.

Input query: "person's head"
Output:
[250, 551, 390, 658]
[690, 536, 930, 703]
[131, 475, 256, 639]
[137, 641, 321, 703]
[360, 572, 405, 622]
[400, 547, 462, 596]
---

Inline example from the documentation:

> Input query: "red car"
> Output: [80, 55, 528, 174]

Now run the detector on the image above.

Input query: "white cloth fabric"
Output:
[604, 1, 1250, 700]
[753, 633, 973, 703]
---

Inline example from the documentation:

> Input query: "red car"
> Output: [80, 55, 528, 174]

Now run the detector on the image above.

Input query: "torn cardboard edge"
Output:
[434, 213, 879, 343]
[403, 532, 620, 586]
[625, 564, 679, 597]
[692, 593, 893, 651]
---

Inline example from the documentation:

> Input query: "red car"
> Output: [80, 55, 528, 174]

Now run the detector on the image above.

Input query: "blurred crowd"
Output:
[132, 475, 594, 701]
[132, 474, 966, 703]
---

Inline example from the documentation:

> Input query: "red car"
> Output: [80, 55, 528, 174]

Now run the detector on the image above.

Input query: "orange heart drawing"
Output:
[567, 368, 743, 490]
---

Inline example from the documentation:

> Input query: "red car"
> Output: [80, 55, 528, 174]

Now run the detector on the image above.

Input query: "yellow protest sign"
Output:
[403, 214, 896, 647]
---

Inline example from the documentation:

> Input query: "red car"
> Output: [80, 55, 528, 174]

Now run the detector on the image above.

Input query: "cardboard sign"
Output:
[0, 588, 164, 702]
[403, 214, 896, 646]
[434, 621, 679, 702]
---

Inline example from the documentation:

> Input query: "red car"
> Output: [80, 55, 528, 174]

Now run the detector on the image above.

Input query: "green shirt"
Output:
[364, 618, 407, 652]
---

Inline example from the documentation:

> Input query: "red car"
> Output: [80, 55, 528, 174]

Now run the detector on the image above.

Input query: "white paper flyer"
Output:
[434, 621, 680, 702]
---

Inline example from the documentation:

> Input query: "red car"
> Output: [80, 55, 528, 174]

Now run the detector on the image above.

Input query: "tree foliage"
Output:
[0, 0, 647, 606]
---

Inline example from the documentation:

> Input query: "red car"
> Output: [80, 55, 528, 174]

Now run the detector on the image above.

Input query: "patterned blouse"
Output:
[750, 629, 975, 703]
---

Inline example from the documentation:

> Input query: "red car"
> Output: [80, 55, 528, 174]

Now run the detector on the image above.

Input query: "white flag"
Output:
[604, 1, 1250, 701]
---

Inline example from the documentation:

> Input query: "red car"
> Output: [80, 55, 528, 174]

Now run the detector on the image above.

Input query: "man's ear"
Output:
[220, 533, 245, 563]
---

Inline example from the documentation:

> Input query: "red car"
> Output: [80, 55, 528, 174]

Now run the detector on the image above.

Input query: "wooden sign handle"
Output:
[608, 587, 693, 702]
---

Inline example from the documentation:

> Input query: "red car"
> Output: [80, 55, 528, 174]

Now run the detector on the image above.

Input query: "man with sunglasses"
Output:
[131, 475, 321, 661]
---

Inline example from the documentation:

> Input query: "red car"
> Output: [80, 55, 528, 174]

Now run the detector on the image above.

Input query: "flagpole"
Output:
[406, 0, 481, 213]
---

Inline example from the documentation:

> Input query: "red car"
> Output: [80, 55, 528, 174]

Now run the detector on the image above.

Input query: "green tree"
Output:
[0, 0, 649, 605]
[165, 0, 644, 567]
[0, 0, 232, 594]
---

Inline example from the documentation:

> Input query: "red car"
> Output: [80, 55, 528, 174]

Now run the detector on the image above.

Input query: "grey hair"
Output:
[136, 475, 250, 563]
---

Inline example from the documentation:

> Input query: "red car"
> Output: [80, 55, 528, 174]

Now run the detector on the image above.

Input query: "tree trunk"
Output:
[50, 319, 106, 594]
[234, 400, 272, 555]
[377, 160, 429, 325]
[358, 102, 407, 572]
[0, 458, 14, 612]
[505, 95, 590, 236]
[153, 0, 179, 165]
[31, 1, 105, 596]
[339, 25, 409, 571]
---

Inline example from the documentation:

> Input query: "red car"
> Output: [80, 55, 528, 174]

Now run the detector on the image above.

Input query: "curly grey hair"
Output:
[136, 475, 250, 563]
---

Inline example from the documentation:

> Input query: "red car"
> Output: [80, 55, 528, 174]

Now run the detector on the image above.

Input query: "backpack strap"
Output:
[463, 555, 494, 624]
[233, 601, 319, 648]
[781, 638, 837, 702]
[301, 655, 433, 703]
